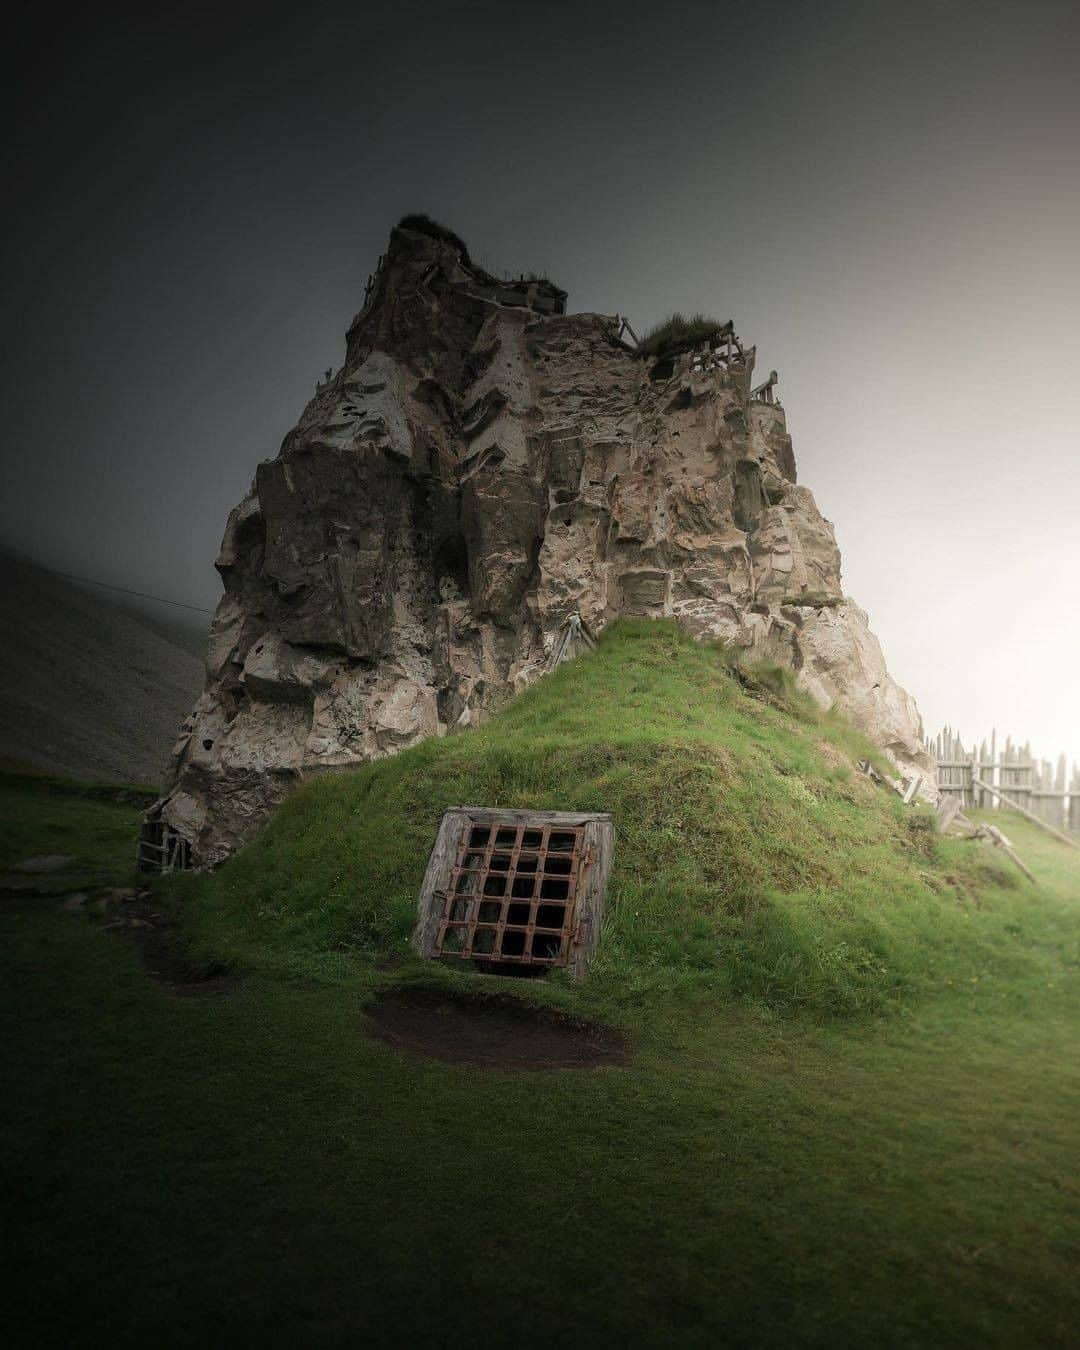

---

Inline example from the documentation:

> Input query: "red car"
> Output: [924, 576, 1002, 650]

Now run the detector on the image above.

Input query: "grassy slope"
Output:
[3, 634, 1079, 1346]
[181, 622, 1074, 1020]
[2, 778, 1078, 1345]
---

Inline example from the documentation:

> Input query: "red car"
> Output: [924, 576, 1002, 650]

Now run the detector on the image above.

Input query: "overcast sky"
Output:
[3, 0, 1078, 763]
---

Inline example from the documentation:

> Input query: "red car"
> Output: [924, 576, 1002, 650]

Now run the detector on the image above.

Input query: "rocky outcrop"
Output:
[143, 218, 932, 867]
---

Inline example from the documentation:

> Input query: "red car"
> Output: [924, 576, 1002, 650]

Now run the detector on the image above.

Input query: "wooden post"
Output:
[902, 774, 923, 805]
[972, 778, 1079, 851]
[936, 795, 962, 833]
[984, 825, 1037, 884]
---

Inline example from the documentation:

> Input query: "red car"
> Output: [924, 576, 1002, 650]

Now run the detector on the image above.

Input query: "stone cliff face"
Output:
[143, 219, 932, 867]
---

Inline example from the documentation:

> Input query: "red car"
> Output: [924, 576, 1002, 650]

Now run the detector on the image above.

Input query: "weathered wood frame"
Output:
[136, 811, 193, 874]
[413, 807, 614, 980]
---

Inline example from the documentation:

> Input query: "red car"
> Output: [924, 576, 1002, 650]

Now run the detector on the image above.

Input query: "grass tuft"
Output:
[638, 312, 729, 358]
[395, 212, 473, 264]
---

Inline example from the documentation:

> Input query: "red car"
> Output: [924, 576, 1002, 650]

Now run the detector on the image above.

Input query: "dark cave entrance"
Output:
[434, 535, 470, 602]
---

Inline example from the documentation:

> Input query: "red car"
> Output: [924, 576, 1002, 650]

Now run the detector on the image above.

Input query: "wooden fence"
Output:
[932, 728, 1080, 833]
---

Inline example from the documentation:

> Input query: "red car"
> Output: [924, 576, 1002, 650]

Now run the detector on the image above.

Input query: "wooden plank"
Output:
[984, 824, 1037, 884]
[568, 816, 615, 980]
[972, 778, 1079, 851]
[935, 796, 962, 833]
[902, 774, 923, 804]
[413, 808, 468, 958]
[448, 806, 612, 825]
[951, 811, 981, 838]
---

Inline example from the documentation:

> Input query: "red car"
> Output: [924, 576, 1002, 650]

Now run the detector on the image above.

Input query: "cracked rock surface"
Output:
[147, 221, 933, 866]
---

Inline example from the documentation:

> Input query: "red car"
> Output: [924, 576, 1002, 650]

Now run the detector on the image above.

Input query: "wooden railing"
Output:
[932, 728, 1080, 832]
[750, 369, 780, 405]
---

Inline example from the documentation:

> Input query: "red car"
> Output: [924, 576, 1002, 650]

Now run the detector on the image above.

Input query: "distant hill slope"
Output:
[0, 551, 206, 785]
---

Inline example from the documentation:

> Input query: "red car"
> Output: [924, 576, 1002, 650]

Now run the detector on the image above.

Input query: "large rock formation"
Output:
[142, 217, 932, 868]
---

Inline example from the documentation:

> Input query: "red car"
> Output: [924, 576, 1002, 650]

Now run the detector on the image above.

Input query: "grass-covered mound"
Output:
[4, 709, 1079, 1342]
[176, 622, 1073, 1016]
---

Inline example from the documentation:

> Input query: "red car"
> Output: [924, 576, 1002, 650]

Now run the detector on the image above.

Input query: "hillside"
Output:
[179, 622, 1071, 1016]
[0, 551, 204, 784]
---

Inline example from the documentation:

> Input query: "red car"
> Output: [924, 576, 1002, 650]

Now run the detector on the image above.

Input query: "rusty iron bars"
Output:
[414, 808, 614, 979]
[435, 821, 585, 968]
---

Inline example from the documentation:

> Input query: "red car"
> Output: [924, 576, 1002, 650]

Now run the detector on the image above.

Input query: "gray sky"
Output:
[3, 0, 1078, 762]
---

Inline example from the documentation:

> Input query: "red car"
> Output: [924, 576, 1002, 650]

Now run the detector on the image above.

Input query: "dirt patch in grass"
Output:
[365, 986, 628, 1069]
[105, 892, 238, 997]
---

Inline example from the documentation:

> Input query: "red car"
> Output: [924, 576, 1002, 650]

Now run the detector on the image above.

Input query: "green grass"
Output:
[2, 785, 1078, 1345]
[0, 759, 151, 894]
[178, 622, 1075, 1022]
[2, 633, 1079, 1345]
[969, 808, 1080, 892]
[638, 312, 729, 358]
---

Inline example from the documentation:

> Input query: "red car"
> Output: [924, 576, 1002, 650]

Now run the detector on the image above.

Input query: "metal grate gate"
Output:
[435, 821, 585, 967]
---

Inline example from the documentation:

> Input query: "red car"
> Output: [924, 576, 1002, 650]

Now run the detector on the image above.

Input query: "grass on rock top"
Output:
[637, 311, 730, 358]
[178, 621, 1074, 1018]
